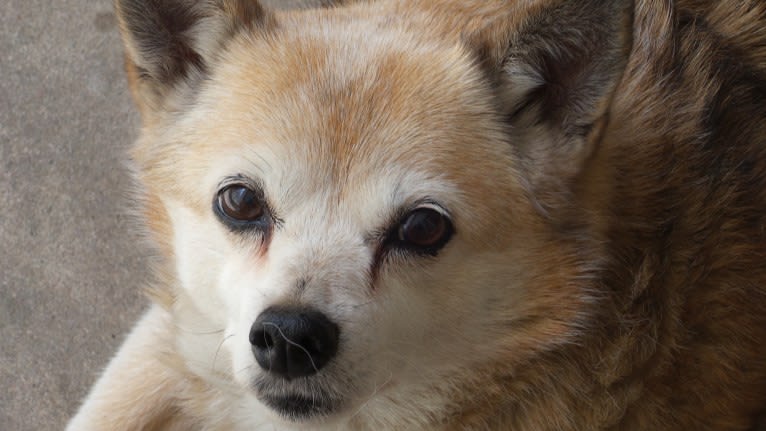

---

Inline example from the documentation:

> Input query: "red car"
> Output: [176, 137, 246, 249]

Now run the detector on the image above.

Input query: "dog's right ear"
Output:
[115, 0, 273, 120]
[466, 0, 633, 214]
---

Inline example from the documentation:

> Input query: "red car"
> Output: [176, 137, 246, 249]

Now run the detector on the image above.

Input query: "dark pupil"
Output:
[400, 209, 446, 246]
[223, 186, 263, 220]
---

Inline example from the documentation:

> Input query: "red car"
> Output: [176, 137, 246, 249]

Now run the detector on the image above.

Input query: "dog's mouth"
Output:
[254, 378, 342, 421]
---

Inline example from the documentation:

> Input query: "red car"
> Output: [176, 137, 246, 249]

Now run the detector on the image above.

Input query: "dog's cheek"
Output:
[370, 250, 531, 379]
[165, 200, 232, 320]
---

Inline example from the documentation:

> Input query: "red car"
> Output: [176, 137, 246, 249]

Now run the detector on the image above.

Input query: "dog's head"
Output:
[116, 0, 632, 427]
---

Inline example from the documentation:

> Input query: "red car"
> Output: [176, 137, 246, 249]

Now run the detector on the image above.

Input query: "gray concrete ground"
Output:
[0, 1, 324, 430]
[0, 1, 148, 430]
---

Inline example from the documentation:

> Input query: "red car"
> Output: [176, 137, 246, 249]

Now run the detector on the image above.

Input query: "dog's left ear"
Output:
[469, 0, 633, 210]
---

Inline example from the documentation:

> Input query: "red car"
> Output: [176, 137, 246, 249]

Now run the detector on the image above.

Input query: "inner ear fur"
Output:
[115, 0, 272, 118]
[469, 0, 634, 210]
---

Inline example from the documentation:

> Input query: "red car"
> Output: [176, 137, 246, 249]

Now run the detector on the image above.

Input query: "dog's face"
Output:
[162, 25, 538, 421]
[118, 0, 631, 427]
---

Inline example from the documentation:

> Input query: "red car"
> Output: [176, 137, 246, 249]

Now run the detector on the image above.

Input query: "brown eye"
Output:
[396, 207, 453, 254]
[216, 185, 265, 223]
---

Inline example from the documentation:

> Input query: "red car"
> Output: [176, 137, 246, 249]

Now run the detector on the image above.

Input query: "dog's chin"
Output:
[260, 393, 339, 421]
[254, 377, 344, 422]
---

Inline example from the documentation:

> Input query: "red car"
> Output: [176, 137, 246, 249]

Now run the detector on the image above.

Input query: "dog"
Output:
[68, 0, 766, 429]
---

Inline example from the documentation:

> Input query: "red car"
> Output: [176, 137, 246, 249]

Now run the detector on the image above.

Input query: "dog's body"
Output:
[69, 0, 766, 429]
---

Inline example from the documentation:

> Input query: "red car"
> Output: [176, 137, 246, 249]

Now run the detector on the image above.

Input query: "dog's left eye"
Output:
[215, 184, 268, 227]
[391, 206, 454, 256]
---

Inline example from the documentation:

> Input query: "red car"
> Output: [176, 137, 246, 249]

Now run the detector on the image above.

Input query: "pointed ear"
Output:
[115, 0, 272, 119]
[469, 0, 633, 210]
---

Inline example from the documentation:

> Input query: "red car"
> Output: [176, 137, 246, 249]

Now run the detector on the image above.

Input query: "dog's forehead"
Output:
[192, 13, 509, 197]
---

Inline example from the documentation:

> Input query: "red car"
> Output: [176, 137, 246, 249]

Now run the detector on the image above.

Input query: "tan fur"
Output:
[69, 0, 766, 429]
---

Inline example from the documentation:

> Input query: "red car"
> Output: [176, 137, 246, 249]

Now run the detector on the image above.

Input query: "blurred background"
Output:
[0, 1, 147, 429]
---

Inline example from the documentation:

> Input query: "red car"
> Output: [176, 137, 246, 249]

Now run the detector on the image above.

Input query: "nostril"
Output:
[249, 326, 264, 348]
[251, 330, 273, 350]
[300, 336, 320, 355]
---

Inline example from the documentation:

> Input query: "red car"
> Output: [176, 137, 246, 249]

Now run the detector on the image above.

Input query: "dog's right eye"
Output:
[215, 184, 268, 228]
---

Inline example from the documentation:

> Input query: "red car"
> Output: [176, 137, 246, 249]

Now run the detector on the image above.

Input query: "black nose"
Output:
[249, 306, 340, 380]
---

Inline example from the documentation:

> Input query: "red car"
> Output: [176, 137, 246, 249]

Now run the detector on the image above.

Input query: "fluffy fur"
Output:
[69, 0, 766, 429]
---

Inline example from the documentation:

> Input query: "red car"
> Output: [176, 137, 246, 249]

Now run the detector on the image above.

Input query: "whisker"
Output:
[349, 371, 394, 421]
[172, 325, 226, 336]
[262, 322, 320, 374]
[212, 333, 236, 373]
[349, 300, 377, 310]
[234, 363, 255, 376]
